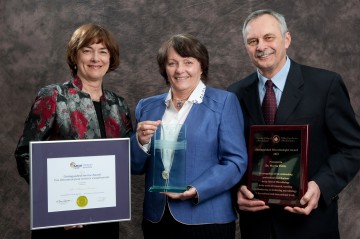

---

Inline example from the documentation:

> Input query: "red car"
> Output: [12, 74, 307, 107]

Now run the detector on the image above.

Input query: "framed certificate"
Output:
[30, 138, 130, 230]
[248, 125, 309, 206]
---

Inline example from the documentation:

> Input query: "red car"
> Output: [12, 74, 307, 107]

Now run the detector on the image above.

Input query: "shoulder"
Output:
[227, 72, 257, 92]
[290, 60, 347, 95]
[139, 93, 167, 104]
[203, 86, 239, 110]
[205, 86, 234, 99]
[136, 93, 167, 109]
[37, 82, 68, 97]
[292, 60, 341, 81]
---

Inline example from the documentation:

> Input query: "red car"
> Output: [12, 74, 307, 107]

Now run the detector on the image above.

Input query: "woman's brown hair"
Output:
[157, 33, 209, 84]
[66, 23, 120, 77]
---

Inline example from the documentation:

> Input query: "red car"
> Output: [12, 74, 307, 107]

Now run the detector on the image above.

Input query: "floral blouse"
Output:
[14, 76, 133, 182]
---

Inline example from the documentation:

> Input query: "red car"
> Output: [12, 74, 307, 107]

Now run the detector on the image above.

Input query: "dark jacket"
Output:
[227, 59, 360, 239]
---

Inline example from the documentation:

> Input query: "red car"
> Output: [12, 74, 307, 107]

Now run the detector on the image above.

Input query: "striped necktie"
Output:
[262, 80, 277, 125]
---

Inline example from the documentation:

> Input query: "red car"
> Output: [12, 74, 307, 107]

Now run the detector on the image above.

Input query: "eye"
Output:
[82, 48, 91, 54]
[264, 36, 275, 42]
[100, 49, 109, 54]
[167, 61, 176, 66]
[185, 60, 193, 65]
[247, 39, 257, 46]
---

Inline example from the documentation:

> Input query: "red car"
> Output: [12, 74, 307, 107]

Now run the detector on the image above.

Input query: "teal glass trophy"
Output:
[149, 124, 187, 193]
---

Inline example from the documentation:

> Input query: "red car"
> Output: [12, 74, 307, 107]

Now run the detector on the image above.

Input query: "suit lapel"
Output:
[242, 75, 264, 125]
[275, 61, 304, 124]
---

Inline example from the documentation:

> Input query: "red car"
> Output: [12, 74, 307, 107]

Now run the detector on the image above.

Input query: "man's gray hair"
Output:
[242, 9, 288, 42]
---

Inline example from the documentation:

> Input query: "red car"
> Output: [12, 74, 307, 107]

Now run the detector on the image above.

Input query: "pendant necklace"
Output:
[175, 99, 186, 109]
[173, 96, 191, 110]
[172, 85, 196, 110]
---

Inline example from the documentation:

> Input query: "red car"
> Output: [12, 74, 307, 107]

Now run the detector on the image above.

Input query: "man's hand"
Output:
[284, 181, 320, 215]
[237, 185, 269, 212]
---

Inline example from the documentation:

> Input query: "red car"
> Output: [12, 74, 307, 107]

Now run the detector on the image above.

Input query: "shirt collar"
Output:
[257, 56, 290, 92]
[165, 80, 206, 107]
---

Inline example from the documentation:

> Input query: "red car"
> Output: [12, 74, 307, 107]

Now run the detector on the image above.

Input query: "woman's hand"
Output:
[64, 225, 84, 230]
[161, 187, 198, 200]
[137, 120, 161, 145]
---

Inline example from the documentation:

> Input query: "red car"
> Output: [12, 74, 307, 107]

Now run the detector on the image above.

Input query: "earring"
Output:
[74, 65, 77, 70]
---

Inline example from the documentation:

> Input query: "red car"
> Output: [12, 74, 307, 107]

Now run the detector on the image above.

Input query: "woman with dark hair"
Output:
[131, 33, 248, 239]
[15, 23, 133, 239]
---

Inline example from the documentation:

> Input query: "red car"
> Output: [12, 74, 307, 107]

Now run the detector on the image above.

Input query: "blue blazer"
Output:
[131, 86, 248, 224]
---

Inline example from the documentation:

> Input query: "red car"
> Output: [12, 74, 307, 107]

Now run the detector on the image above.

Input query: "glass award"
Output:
[248, 125, 309, 206]
[149, 124, 187, 193]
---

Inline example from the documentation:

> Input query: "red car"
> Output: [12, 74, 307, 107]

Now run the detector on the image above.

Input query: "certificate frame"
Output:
[247, 125, 309, 206]
[30, 138, 130, 230]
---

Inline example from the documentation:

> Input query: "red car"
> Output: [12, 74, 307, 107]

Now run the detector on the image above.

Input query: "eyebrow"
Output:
[83, 45, 108, 50]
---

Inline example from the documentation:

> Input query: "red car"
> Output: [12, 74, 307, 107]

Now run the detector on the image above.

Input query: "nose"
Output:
[256, 39, 266, 51]
[91, 52, 99, 62]
[175, 62, 184, 73]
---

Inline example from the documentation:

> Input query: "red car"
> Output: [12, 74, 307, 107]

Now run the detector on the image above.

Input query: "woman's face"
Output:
[165, 47, 202, 93]
[75, 42, 110, 82]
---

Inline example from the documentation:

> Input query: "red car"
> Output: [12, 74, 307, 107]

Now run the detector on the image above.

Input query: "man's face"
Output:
[244, 14, 291, 78]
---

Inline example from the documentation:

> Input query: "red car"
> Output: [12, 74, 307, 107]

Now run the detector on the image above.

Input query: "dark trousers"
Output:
[142, 204, 235, 239]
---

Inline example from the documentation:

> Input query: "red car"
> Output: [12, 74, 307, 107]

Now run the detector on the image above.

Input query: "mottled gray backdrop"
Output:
[0, 1, 359, 238]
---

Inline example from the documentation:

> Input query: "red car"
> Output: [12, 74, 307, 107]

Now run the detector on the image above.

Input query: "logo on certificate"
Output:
[272, 135, 280, 143]
[76, 196, 88, 207]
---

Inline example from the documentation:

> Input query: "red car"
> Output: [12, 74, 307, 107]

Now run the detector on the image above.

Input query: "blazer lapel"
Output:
[275, 61, 304, 124]
[242, 76, 264, 125]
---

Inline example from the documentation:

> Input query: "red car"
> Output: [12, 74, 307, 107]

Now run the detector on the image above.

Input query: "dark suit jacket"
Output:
[227, 59, 360, 239]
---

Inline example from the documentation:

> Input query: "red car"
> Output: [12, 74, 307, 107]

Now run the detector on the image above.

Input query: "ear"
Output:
[284, 31, 291, 49]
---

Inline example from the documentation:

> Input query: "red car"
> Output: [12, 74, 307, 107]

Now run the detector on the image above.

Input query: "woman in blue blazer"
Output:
[131, 33, 248, 239]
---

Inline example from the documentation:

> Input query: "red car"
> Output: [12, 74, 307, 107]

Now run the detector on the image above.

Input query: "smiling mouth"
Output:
[256, 50, 275, 58]
[89, 65, 102, 69]
[175, 76, 188, 80]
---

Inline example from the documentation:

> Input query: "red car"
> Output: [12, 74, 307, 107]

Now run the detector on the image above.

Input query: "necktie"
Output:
[262, 80, 277, 125]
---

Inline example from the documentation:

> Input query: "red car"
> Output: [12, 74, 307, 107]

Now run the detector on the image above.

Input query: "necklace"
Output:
[174, 99, 186, 109]
[172, 86, 196, 110]
[173, 95, 191, 109]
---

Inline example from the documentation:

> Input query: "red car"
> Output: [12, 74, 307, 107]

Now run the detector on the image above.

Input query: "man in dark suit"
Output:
[227, 9, 360, 239]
